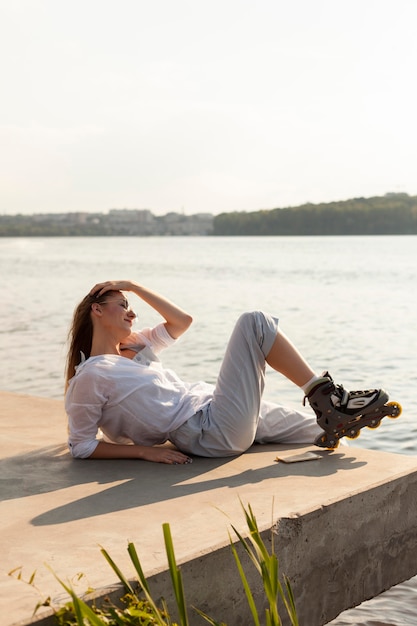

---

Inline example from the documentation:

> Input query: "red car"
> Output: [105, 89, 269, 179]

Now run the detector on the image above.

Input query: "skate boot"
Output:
[304, 372, 402, 449]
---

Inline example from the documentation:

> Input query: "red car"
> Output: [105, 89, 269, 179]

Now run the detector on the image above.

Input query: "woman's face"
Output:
[93, 292, 137, 338]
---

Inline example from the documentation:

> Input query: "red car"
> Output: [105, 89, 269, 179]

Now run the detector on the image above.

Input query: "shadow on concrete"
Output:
[0, 442, 366, 526]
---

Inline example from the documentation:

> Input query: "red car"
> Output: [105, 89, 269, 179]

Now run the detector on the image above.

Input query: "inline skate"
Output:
[304, 372, 402, 449]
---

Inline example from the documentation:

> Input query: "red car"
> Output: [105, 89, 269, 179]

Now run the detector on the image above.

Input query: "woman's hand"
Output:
[89, 280, 193, 339]
[90, 280, 135, 297]
[89, 441, 193, 464]
[139, 446, 193, 465]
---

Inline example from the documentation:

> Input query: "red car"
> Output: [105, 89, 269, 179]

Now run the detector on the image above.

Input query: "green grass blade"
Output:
[163, 523, 189, 626]
[234, 501, 299, 626]
[193, 606, 227, 625]
[100, 546, 135, 595]
[241, 502, 271, 563]
[102, 544, 168, 625]
[47, 567, 104, 626]
[127, 542, 151, 595]
[229, 538, 261, 626]
[230, 525, 262, 575]
[281, 575, 299, 626]
[69, 594, 106, 626]
[105, 606, 127, 625]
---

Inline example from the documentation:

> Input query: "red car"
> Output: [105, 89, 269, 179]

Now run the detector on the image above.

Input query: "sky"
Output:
[1, 0, 417, 216]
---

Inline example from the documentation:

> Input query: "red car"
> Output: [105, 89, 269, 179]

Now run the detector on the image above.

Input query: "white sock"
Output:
[301, 374, 322, 394]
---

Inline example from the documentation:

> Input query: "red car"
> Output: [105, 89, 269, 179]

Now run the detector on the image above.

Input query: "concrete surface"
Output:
[1, 390, 417, 626]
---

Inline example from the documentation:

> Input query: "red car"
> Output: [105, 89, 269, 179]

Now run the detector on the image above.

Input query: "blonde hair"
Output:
[65, 290, 120, 391]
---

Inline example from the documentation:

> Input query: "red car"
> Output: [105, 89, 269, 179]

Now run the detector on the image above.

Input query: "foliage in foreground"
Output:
[10, 502, 298, 626]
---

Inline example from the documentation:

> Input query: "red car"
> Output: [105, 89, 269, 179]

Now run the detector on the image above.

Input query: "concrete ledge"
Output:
[1, 391, 417, 626]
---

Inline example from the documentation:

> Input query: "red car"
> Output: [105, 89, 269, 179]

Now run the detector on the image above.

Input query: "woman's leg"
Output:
[170, 311, 320, 457]
[208, 311, 276, 453]
[170, 311, 278, 456]
[265, 328, 316, 387]
[255, 400, 322, 444]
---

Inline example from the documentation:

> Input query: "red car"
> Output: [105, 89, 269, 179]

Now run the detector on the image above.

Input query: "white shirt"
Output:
[65, 323, 213, 458]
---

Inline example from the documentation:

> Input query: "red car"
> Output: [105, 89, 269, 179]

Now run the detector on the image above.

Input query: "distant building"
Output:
[0, 209, 214, 236]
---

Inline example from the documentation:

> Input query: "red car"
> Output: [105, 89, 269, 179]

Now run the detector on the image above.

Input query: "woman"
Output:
[65, 280, 389, 463]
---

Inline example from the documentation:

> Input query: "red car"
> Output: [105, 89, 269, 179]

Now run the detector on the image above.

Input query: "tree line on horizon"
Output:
[1, 193, 416, 236]
[212, 193, 417, 235]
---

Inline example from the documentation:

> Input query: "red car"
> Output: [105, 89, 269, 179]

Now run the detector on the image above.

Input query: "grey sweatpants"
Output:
[169, 311, 321, 457]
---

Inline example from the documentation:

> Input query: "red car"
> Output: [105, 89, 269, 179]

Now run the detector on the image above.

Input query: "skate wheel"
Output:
[387, 401, 402, 419]
[346, 429, 360, 439]
[326, 440, 339, 450]
[367, 420, 381, 430]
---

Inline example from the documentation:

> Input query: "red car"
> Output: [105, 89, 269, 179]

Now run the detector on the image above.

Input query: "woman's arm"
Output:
[89, 441, 192, 464]
[90, 280, 193, 339]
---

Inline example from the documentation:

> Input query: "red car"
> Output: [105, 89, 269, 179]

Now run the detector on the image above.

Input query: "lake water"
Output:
[1, 235, 416, 624]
